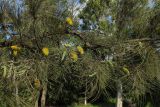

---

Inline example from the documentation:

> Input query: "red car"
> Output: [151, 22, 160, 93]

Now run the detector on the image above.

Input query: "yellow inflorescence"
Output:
[11, 45, 21, 57]
[42, 47, 49, 56]
[34, 79, 41, 89]
[65, 34, 70, 37]
[107, 61, 114, 67]
[13, 50, 18, 56]
[66, 17, 73, 25]
[122, 67, 130, 75]
[77, 46, 84, 55]
[64, 43, 71, 47]
[70, 51, 78, 61]
[11, 45, 21, 51]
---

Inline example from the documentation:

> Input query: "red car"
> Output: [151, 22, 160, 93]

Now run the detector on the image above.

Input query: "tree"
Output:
[79, 0, 160, 107]
[0, 0, 160, 107]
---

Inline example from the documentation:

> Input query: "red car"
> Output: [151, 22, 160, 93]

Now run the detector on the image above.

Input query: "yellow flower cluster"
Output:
[11, 45, 21, 57]
[65, 34, 70, 37]
[67, 46, 84, 62]
[34, 79, 40, 89]
[64, 17, 85, 62]
[107, 61, 114, 67]
[66, 17, 73, 25]
[122, 67, 130, 75]
[64, 43, 71, 47]
[42, 47, 49, 56]
[77, 46, 84, 55]
[13, 50, 18, 56]
[11, 45, 21, 50]
[70, 51, 78, 61]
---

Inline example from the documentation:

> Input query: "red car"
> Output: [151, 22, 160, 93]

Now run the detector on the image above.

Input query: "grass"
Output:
[70, 103, 100, 107]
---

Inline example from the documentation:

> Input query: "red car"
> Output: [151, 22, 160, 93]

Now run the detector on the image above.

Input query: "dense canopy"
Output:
[0, 0, 160, 107]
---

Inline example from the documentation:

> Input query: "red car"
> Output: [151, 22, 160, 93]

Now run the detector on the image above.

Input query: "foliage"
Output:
[0, 0, 160, 107]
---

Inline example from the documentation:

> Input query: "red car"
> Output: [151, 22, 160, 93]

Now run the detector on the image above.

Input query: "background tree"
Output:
[79, 0, 160, 107]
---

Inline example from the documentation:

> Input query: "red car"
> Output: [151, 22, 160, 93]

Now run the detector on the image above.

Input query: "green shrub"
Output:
[145, 102, 153, 107]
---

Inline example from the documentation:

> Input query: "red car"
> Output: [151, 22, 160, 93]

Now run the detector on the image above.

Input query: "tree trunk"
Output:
[32, 89, 41, 107]
[35, 100, 38, 107]
[35, 90, 40, 107]
[84, 78, 87, 105]
[41, 85, 47, 107]
[13, 66, 20, 107]
[15, 82, 20, 107]
[116, 81, 123, 107]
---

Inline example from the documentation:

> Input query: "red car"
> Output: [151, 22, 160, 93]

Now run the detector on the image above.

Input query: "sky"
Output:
[148, 0, 155, 8]
[14, 0, 156, 15]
